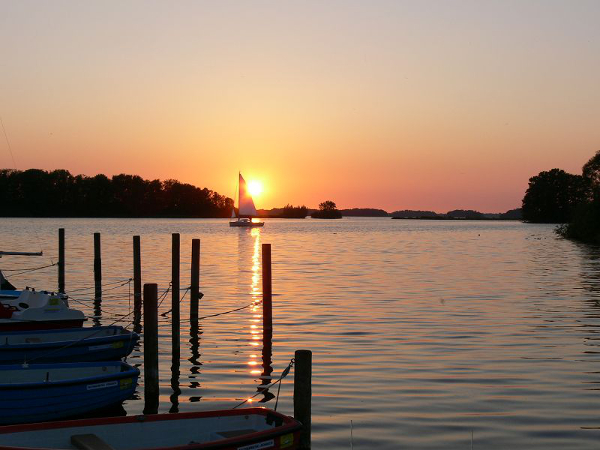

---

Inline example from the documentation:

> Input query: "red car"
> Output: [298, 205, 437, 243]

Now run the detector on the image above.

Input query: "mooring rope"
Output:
[66, 278, 132, 294]
[160, 286, 190, 317]
[232, 358, 295, 410]
[2, 262, 57, 275]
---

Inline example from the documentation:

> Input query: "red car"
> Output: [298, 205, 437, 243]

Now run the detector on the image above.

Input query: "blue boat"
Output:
[0, 361, 139, 425]
[0, 326, 139, 364]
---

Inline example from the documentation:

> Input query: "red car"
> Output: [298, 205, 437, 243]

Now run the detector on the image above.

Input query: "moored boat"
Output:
[0, 326, 139, 364]
[0, 407, 301, 449]
[0, 288, 86, 331]
[0, 361, 138, 425]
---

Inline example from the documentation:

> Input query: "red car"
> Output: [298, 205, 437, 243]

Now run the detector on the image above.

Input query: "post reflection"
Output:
[188, 319, 203, 403]
[169, 340, 181, 413]
[93, 296, 102, 327]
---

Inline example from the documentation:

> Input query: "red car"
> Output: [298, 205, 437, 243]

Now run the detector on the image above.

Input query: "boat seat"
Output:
[216, 429, 258, 438]
[71, 434, 115, 450]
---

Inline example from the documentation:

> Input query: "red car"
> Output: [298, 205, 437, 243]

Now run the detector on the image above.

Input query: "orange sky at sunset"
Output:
[1, 1, 599, 212]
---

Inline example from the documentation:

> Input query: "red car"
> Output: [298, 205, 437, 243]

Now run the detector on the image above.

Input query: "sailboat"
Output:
[229, 173, 264, 227]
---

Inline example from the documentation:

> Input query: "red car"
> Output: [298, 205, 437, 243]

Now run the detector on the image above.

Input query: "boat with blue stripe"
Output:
[0, 361, 139, 425]
[0, 326, 139, 364]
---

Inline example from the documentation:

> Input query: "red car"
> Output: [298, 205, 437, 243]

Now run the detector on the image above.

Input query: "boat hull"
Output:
[229, 221, 264, 227]
[0, 361, 138, 425]
[0, 326, 139, 364]
[0, 407, 301, 449]
[0, 319, 85, 332]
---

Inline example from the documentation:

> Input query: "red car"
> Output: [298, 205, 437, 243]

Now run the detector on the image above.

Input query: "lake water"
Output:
[1, 217, 599, 449]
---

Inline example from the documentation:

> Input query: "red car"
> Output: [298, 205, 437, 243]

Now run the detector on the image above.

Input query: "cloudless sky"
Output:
[1, 0, 599, 212]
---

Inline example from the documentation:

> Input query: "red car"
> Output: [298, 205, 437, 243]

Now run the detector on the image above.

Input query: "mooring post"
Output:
[93, 232, 102, 301]
[58, 228, 65, 294]
[133, 236, 142, 319]
[143, 283, 159, 415]
[190, 239, 200, 322]
[294, 349, 312, 450]
[172, 233, 180, 357]
[262, 243, 272, 332]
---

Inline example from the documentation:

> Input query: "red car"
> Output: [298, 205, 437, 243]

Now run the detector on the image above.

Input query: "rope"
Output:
[2, 262, 57, 275]
[157, 283, 172, 309]
[0, 116, 17, 168]
[232, 358, 294, 410]
[66, 278, 132, 294]
[195, 303, 254, 320]
[161, 287, 190, 316]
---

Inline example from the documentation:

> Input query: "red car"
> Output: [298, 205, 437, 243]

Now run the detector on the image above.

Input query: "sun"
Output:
[247, 180, 263, 197]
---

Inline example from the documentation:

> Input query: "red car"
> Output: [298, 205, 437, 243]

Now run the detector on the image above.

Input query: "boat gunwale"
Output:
[0, 407, 302, 450]
[0, 326, 138, 351]
[0, 361, 139, 390]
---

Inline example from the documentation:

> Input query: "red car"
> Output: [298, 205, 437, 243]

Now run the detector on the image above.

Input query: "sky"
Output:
[1, 0, 599, 213]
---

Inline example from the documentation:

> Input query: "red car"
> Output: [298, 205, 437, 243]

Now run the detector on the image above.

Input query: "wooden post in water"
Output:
[93, 233, 102, 301]
[58, 228, 65, 294]
[172, 233, 180, 356]
[294, 349, 312, 450]
[190, 239, 200, 322]
[143, 283, 159, 415]
[262, 244, 272, 332]
[133, 236, 142, 319]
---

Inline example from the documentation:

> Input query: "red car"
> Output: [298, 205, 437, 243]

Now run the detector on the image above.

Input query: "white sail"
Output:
[231, 209, 236, 218]
[238, 173, 258, 217]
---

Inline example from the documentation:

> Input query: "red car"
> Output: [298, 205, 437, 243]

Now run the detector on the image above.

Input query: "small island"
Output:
[311, 200, 342, 219]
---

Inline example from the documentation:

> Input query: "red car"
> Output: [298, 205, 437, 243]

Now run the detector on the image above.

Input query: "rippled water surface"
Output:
[1, 218, 600, 448]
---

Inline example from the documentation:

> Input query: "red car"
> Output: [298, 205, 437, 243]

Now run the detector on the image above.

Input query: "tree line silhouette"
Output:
[0, 169, 233, 217]
[522, 150, 600, 244]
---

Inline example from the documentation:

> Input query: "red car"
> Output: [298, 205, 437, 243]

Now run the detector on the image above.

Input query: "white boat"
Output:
[0, 407, 302, 449]
[0, 288, 86, 331]
[0, 251, 84, 331]
[229, 173, 264, 227]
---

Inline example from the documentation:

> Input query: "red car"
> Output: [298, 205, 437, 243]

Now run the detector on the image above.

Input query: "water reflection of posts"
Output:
[258, 327, 275, 403]
[93, 232, 102, 326]
[58, 228, 65, 294]
[143, 283, 159, 415]
[170, 233, 181, 413]
[188, 320, 203, 403]
[170, 351, 181, 413]
[262, 244, 272, 332]
[133, 236, 142, 328]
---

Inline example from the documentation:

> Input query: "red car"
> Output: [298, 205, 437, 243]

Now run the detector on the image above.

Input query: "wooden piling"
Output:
[93, 232, 102, 301]
[172, 233, 180, 357]
[143, 283, 159, 415]
[294, 349, 312, 450]
[58, 228, 65, 294]
[133, 236, 142, 315]
[190, 239, 200, 322]
[262, 244, 272, 332]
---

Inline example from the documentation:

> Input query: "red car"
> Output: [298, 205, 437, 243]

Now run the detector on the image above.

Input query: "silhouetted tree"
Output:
[582, 150, 600, 200]
[0, 168, 233, 218]
[312, 200, 342, 219]
[556, 150, 600, 244]
[279, 204, 308, 218]
[522, 169, 587, 223]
